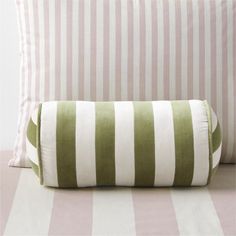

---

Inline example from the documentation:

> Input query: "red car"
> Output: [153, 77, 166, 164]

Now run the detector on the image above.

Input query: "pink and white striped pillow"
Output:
[11, 0, 236, 167]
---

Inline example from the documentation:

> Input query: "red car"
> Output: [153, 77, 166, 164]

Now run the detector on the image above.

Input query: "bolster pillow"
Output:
[26, 100, 221, 188]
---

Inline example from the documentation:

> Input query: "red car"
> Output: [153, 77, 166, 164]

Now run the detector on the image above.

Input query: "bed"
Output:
[1, 150, 235, 236]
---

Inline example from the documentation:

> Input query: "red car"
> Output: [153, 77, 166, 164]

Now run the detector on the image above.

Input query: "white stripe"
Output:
[49, 0, 56, 100]
[152, 101, 175, 186]
[213, 144, 222, 168]
[204, 0, 211, 103]
[40, 102, 58, 187]
[145, 0, 152, 100]
[133, 0, 140, 100]
[84, 0, 91, 100]
[180, 0, 188, 99]
[72, 0, 79, 99]
[60, 1, 67, 99]
[96, 0, 104, 100]
[189, 100, 209, 185]
[121, 0, 128, 100]
[115, 102, 135, 186]
[92, 189, 136, 235]
[28, 0, 36, 101]
[17, 0, 31, 166]
[76, 102, 96, 187]
[157, 0, 164, 99]
[38, 0, 45, 100]
[192, 0, 200, 98]
[171, 189, 224, 236]
[215, 0, 223, 123]
[169, 0, 176, 100]
[26, 138, 38, 165]
[109, 0, 116, 100]
[227, 0, 234, 159]
[3, 169, 54, 236]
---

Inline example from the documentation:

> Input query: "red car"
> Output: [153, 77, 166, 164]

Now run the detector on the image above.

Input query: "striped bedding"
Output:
[26, 100, 221, 187]
[1, 151, 236, 235]
[12, 0, 236, 167]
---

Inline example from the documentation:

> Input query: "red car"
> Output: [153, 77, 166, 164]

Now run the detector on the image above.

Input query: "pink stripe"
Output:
[151, 0, 157, 100]
[55, 1, 61, 100]
[187, 0, 193, 99]
[210, 0, 217, 110]
[49, 190, 93, 235]
[44, 0, 50, 100]
[208, 166, 236, 236]
[175, 0, 182, 100]
[199, 0, 206, 99]
[163, 0, 170, 99]
[103, 0, 109, 100]
[221, 0, 228, 158]
[90, 0, 97, 101]
[0, 151, 21, 235]
[78, 0, 84, 100]
[139, 0, 145, 100]
[127, 0, 134, 100]
[115, 0, 121, 100]
[66, 0, 73, 100]
[132, 189, 179, 235]
[234, 0, 236, 160]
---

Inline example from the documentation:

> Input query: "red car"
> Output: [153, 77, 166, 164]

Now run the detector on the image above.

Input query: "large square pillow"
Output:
[11, 0, 236, 167]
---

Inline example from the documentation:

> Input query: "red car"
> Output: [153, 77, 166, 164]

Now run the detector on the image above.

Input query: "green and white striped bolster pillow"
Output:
[26, 100, 222, 188]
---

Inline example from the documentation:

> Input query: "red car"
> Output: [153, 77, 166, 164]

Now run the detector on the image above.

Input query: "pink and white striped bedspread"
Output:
[1, 151, 236, 236]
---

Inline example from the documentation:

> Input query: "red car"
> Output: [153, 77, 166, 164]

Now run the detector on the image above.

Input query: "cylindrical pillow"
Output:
[26, 100, 221, 188]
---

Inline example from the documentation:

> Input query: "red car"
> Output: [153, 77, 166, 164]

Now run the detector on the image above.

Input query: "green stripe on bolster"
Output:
[212, 122, 222, 153]
[134, 102, 155, 186]
[29, 159, 39, 177]
[95, 102, 115, 186]
[37, 104, 43, 185]
[172, 101, 194, 186]
[27, 118, 37, 147]
[56, 102, 77, 188]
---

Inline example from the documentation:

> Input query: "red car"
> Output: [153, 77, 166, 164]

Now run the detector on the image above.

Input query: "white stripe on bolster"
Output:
[31, 108, 38, 126]
[26, 138, 38, 165]
[213, 144, 222, 168]
[211, 107, 218, 132]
